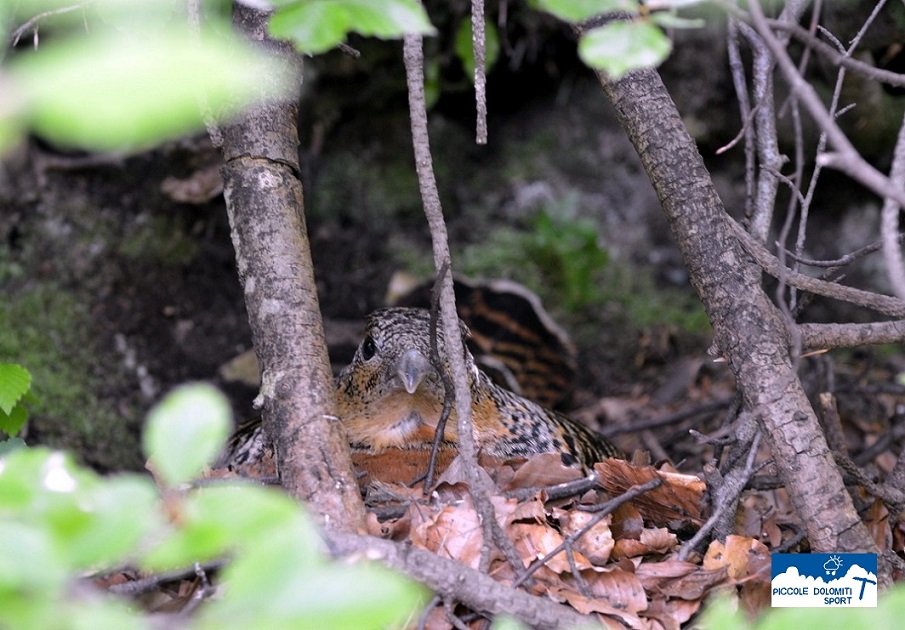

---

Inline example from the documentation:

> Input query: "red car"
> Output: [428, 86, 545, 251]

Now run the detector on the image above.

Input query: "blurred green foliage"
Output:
[0, 383, 426, 628]
[702, 590, 905, 630]
[1, 0, 292, 153]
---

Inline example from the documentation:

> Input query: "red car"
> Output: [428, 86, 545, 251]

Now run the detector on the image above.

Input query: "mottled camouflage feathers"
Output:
[220, 307, 619, 480]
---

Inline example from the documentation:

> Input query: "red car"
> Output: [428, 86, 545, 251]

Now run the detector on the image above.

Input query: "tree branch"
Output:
[728, 216, 905, 317]
[324, 531, 595, 629]
[402, 29, 525, 577]
[581, 23, 880, 567]
[471, 0, 488, 145]
[745, 0, 905, 209]
[766, 18, 905, 88]
[799, 320, 905, 349]
[220, 5, 366, 531]
[881, 113, 905, 300]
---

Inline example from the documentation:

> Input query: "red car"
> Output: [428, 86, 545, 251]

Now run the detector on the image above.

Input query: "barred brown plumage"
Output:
[219, 307, 620, 483]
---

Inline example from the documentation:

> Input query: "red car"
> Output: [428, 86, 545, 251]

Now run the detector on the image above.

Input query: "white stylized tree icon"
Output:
[824, 556, 843, 576]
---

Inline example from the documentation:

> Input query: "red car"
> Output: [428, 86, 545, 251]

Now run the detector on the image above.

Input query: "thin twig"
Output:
[881, 113, 905, 300]
[444, 597, 471, 630]
[785, 234, 905, 268]
[471, 0, 488, 144]
[745, 0, 905, 209]
[9, 2, 90, 48]
[505, 474, 600, 503]
[402, 26, 526, 580]
[725, 16, 756, 218]
[729, 216, 905, 317]
[104, 560, 225, 596]
[678, 431, 765, 560]
[764, 13, 905, 87]
[735, 20, 782, 243]
[416, 595, 442, 630]
[511, 478, 661, 589]
[423, 260, 455, 489]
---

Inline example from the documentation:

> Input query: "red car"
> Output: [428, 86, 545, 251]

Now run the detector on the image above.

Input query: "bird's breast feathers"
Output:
[341, 391, 455, 451]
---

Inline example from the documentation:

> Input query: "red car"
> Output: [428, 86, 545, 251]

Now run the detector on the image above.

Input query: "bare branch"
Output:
[736, 20, 784, 243]
[679, 430, 765, 561]
[728, 216, 905, 317]
[512, 478, 661, 588]
[325, 531, 594, 629]
[881, 114, 905, 300]
[221, 5, 366, 531]
[472, 0, 488, 145]
[724, 19, 756, 217]
[402, 29, 524, 577]
[765, 18, 905, 88]
[799, 320, 905, 349]
[785, 233, 905, 269]
[745, 1, 905, 209]
[585, 21, 880, 562]
[9, 2, 91, 49]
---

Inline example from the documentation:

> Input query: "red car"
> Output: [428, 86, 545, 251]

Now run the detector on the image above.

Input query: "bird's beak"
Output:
[393, 348, 433, 394]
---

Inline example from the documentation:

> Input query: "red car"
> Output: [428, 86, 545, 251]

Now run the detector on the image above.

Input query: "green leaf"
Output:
[269, 0, 435, 55]
[269, 1, 350, 55]
[454, 18, 500, 80]
[0, 403, 29, 436]
[201, 552, 426, 629]
[0, 448, 154, 569]
[61, 475, 159, 568]
[144, 485, 322, 571]
[530, 0, 636, 23]
[142, 384, 231, 487]
[0, 520, 68, 594]
[0, 364, 31, 415]
[699, 595, 751, 630]
[578, 20, 671, 79]
[9, 28, 293, 151]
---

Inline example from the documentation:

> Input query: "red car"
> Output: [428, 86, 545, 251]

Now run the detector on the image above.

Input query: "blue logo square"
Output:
[771, 553, 877, 607]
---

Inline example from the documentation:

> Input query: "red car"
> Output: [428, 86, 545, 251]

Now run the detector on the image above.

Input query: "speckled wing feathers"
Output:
[219, 307, 619, 480]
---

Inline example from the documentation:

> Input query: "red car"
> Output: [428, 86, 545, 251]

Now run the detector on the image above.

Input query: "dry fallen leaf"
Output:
[511, 522, 589, 573]
[582, 567, 649, 613]
[703, 535, 770, 583]
[636, 559, 727, 600]
[499, 452, 584, 491]
[596, 459, 706, 526]
[410, 496, 486, 570]
[555, 508, 614, 566]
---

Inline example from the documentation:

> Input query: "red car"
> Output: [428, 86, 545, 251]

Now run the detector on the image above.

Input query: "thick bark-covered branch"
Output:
[325, 531, 594, 629]
[585, 56, 878, 559]
[220, 5, 366, 532]
[800, 320, 905, 349]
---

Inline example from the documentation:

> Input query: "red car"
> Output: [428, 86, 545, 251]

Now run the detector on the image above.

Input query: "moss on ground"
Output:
[0, 275, 142, 470]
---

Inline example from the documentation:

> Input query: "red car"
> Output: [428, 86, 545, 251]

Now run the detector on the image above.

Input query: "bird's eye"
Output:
[360, 335, 378, 361]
